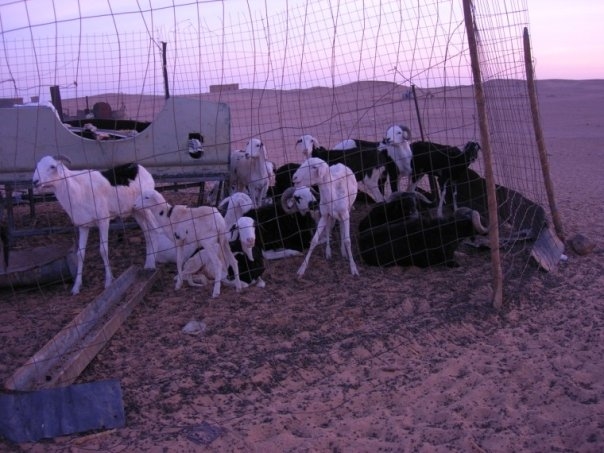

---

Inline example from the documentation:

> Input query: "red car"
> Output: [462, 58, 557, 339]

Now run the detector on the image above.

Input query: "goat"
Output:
[379, 124, 414, 194]
[230, 138, 272, 207]
[358, 190, 433, 235]
[219, 187, 319, 260]
[133, 189, 241, 297]
[265, 162, 301, 203]
[409, 140, 481, 217]
[332, 138, 381, 151]
[180, 216, 265, 290]
[32, 155, 157, 295]
[295, 134, 387, 203]
[358, 207, 488, 268]
[225, 216, 265, 287]
[292, 157, 359, 277]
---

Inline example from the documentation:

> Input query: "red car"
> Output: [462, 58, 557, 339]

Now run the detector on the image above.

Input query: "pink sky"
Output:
[0, 0, 601, 103]
[529, 0, 604, 79]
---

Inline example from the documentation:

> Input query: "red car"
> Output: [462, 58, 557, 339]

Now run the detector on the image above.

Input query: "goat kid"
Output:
[133, 189, 241, 297]
[180, 216, 265, 290]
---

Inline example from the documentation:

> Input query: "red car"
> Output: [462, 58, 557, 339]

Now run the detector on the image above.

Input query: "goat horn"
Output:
[280, 186, 299, 214]
[53, 154, 72, 165]
[400, 125, 412, 141]
[413, 191, 432, 205]
[471, 209, 489, 234]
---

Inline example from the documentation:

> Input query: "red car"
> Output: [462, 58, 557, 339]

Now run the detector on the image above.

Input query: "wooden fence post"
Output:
[462, 0, 504, 309]
[523, 27, 565, 240]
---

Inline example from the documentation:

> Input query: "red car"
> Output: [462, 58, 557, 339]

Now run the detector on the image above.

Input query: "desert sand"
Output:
[0, 79, 602, 452]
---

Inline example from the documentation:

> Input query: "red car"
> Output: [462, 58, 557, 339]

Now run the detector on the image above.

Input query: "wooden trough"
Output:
[4, 265, 158, 391]
[1, 265, 157, 441]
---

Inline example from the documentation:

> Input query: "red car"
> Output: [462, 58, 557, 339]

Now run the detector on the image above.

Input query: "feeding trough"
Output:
[0, 241, 77, 289]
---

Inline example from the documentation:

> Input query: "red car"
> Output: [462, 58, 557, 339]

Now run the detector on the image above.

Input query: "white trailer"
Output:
[0, 96, 231, 235]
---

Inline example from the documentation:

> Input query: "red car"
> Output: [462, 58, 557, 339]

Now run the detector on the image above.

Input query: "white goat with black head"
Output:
[32, 155, 158, 295]
[230, 138, 272, 207]
[292, 157, 359, 277]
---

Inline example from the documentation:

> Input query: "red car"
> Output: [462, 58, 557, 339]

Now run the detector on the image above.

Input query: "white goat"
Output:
[296, 134, 387, 203]
[292, 157, 359, 277]
[32, 155, 158, 295]
[133, 189, 241, 297]
[182, 216, 265, 289]
[379, 124, 414, 193]
[230, 138, 272, 207]
[219, 191, 255, 229]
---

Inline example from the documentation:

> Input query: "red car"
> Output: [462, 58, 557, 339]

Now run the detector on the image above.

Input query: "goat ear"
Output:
[399, 125, 412, 141]
[233, 201, 245, 220]
[316, 162, 328, 180]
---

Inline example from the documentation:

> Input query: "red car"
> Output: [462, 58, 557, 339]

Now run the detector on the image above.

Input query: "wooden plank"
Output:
[4, 266, 158, 391]
[0, 379, 125, 443]
[531, 224, 565, 272]
[49, 268, 158, 388]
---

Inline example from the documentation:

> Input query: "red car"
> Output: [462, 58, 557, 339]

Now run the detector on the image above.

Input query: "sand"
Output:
[0, 79, 602, 452]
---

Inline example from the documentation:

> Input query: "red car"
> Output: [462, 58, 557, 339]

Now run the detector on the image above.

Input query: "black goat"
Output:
[358, 191, 433, 235]
[266, 162, 301, 202]
[358, 207, 488, 268]
[409, 140, 481, 216]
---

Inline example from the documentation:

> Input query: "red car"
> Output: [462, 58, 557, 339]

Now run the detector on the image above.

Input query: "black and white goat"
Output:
[292, 157, 359, 277]
[225, 216, 265, 287]
[379, 124, 414, 194]
[219, 187, 319, 260]
[32, 155, 158, 295]
[409, 140, 481, 217]
[295, 134, 388, 202]
[358, 207, 488, 268]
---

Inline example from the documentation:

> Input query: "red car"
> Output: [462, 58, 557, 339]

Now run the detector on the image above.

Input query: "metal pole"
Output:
[411, 85, 439, 199]
[162, 42, 170, 99]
